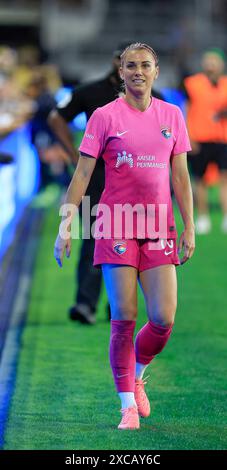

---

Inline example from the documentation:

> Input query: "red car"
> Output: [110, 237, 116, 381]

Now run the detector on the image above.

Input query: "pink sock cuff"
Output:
[148, 320, 174, 334]
[111, 320, 136, 334]
[135, 320, 174, 366]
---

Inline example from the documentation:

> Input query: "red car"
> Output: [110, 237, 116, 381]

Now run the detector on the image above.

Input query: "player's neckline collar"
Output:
[120, 96, 153, 113]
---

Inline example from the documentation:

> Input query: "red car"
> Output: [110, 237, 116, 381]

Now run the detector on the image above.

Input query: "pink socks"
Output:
[135, 320, 173, 365]
[109, 320, 136, 392]
[109, 319, 173, 393]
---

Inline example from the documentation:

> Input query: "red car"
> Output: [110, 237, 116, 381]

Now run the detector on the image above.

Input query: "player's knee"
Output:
[111, 303, 137, 321]
[160, 318, 175, 328]
[150, 301, 177, 327]
[153, 316, 175, 328]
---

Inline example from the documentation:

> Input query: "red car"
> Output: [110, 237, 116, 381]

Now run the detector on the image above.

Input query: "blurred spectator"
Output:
[183, 48, 227, 234]
[16, 45, 62, 94]
[26, 72, 71, 190]
[14, 45, 41, 94]
[0, 45, 33, 137]
[0, 42, 67, 197]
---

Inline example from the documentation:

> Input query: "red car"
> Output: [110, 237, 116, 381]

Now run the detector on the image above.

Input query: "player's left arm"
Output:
[171, 152, 195, 264]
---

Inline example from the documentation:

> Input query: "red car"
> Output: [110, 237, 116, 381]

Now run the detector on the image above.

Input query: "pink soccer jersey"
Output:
[79, 96, 191, 239]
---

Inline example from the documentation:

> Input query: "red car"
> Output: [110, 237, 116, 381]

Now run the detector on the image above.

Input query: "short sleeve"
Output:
[171, 107, 191, 157]
[79, 108, 106, 159]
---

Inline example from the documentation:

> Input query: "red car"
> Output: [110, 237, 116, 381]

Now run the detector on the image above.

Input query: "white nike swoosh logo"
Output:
[116, 373, 129, 378]
[164, 250, 174, 256]
[117, 131, 128, 137]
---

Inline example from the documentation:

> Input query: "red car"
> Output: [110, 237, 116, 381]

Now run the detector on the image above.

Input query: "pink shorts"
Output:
[94, 238, 180, 272]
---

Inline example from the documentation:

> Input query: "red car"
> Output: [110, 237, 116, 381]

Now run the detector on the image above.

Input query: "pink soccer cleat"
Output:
[135, 377, 150, 418]
[118, 406, 140, 430]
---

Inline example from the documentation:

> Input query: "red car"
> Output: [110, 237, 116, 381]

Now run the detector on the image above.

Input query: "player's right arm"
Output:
[54, 107, 106, 267]
[54, 154, 96, 267]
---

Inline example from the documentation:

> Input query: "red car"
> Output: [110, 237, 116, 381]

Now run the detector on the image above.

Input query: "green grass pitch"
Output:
[3, 203, 227, 450]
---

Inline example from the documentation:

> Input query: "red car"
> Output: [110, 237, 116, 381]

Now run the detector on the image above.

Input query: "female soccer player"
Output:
[54, 43, 195, 430]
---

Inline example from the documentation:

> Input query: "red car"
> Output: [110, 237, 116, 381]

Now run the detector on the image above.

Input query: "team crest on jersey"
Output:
[113, 241, 127, 255]
[116, 150, 133, 168]
[161, 126, 172, 139]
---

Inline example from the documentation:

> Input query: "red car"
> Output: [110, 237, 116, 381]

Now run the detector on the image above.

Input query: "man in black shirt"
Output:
[48, 45, 163, 325]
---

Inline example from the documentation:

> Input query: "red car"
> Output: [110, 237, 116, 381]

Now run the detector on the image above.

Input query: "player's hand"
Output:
[178, 226, 195, 265]
[54, 233, 71, 268]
